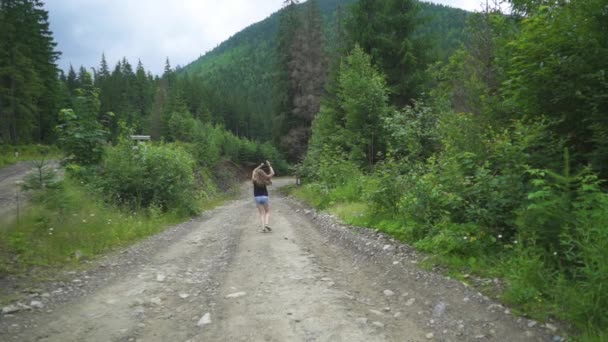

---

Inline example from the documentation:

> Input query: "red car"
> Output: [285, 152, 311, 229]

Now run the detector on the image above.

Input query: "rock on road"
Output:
[0, 178, 554, 341]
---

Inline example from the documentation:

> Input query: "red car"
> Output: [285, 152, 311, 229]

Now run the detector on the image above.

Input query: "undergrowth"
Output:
[0, 145, 62, 169]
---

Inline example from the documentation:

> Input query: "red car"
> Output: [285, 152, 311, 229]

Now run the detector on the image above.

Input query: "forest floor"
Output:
[0, 178, 560, 341]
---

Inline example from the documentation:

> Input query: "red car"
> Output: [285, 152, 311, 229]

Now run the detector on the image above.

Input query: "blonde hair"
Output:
[253, 168, 272, 186]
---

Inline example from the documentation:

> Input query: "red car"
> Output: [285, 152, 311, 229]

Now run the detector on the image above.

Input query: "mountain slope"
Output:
[182, 0, 470, 141]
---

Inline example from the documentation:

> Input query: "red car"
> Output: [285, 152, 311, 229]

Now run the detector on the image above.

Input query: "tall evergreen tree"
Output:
[66, 64, 78, 94]
[0, 0, 60, 144]
[346, 0, 425, 106]
[273, 0, 327, 162]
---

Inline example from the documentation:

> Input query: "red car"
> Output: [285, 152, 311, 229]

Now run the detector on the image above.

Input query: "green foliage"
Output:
[55, 85, 108, 165]
[179, 0, 468, 155]
[0, 144, 61, 168]
[556, 186, 608, 331]
[0, 0, 60, 145]
[21, 158, 58, 190]
[0, 177, 183, 271]
[383, 101, 440, 161]
[338, 45, 390, 168]
[99, 141, 196, 214]
[501, 247, 554, 316]
[345, 0, 426, 105]
[502, 0, 608, 177]
[55, 108, 107, 166]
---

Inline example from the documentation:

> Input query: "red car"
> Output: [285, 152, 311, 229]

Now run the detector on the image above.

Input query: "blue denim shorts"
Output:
[254, 196, 269, 205]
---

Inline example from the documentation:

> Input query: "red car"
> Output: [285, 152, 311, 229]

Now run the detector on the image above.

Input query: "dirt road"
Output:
[0, 162, 34, 221]
[0, 179, 557, 341]
[0, 161, 60, 226]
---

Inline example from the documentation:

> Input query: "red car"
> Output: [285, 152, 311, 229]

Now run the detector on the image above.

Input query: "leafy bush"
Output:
[414, 221, 486, 256]
[502, 248, 554, 316]
[100, 141, 196, 214]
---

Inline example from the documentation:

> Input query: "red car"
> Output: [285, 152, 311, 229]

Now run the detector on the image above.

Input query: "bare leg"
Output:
[263, 203, 271, 227]
[256, 205, 265, 228]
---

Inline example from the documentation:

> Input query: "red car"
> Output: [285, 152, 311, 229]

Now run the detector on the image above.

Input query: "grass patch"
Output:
[0, 178, 182, 273]
[0, 175, 232, 274]
[327, 202, 371, 226]
[0, 145, 62, 168]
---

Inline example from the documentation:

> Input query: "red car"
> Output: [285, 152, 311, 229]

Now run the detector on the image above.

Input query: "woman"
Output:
[252, 160, 275, 232]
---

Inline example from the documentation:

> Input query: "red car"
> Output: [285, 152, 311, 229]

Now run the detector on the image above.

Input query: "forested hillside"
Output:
[182, 0, 469, 149]
[2, 0, 607, 339]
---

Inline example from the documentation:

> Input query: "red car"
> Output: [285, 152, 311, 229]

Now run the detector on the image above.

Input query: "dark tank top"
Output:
[253, 182, 268, 197]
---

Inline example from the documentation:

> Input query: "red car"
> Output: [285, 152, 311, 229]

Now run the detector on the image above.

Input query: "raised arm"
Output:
[266, 160, 275, 177]
[251, 163, 264, 181]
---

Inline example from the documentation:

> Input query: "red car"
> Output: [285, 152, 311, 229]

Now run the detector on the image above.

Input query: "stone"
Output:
[372, 321, 385, 328]
[150, 298, 162, 305]
[2, 305, 20, 315]
[370, 309, 384, 316]
[406, 298, 416, 306]
[425, 332, 434, 339]
[197, 313, 211, 327]
[527, 320, 538, 328]
[394, 312, 402, 318]
[383, 289, 395, 297]
[545, 323, 558, 333]
[30, 301, 44, 309]
[225, 291, 246, 299]
[432, 302, 446, 318]
[156, 274, 166, 282]
[179, 293, 190, 299]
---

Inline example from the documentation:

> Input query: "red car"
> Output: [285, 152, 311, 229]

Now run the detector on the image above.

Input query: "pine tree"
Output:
[346, 0, 424, 106]
[66, 64, 78, 94]
[0, 0, 60, 144]
[273, 0, 327, 162]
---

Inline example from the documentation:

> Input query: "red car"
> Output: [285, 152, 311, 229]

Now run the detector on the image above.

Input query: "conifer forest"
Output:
[1, 0, 607, 340]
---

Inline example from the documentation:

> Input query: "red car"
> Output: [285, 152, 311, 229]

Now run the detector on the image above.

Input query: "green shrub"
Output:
[0, 177, 182, 271]
[414, 221, 487, 257]
[552, 177, 608, 331]
[502, 248, 554, 317]
[100, 142, 196, 214]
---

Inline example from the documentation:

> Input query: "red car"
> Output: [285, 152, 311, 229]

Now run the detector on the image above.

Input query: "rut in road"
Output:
[0, 179, 553, 341]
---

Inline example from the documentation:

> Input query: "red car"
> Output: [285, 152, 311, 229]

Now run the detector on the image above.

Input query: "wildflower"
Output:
[49, 228, 54, 231]
[82, 219, 87, 223]
[498, 234, 502, 239]
[463, 236, 468, 240]
[90, 214, 95, 217]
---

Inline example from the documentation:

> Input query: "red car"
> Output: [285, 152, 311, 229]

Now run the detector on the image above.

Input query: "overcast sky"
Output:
[45, 0, 484, 76]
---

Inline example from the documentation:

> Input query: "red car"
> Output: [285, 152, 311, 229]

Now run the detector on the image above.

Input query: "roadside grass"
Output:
[0, 176, 232, 275]
[286, 184, 607, 341]
[0, 145, 62, 169]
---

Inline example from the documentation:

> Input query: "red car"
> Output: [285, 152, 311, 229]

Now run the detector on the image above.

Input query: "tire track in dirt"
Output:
[0, 178, 556, 341]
